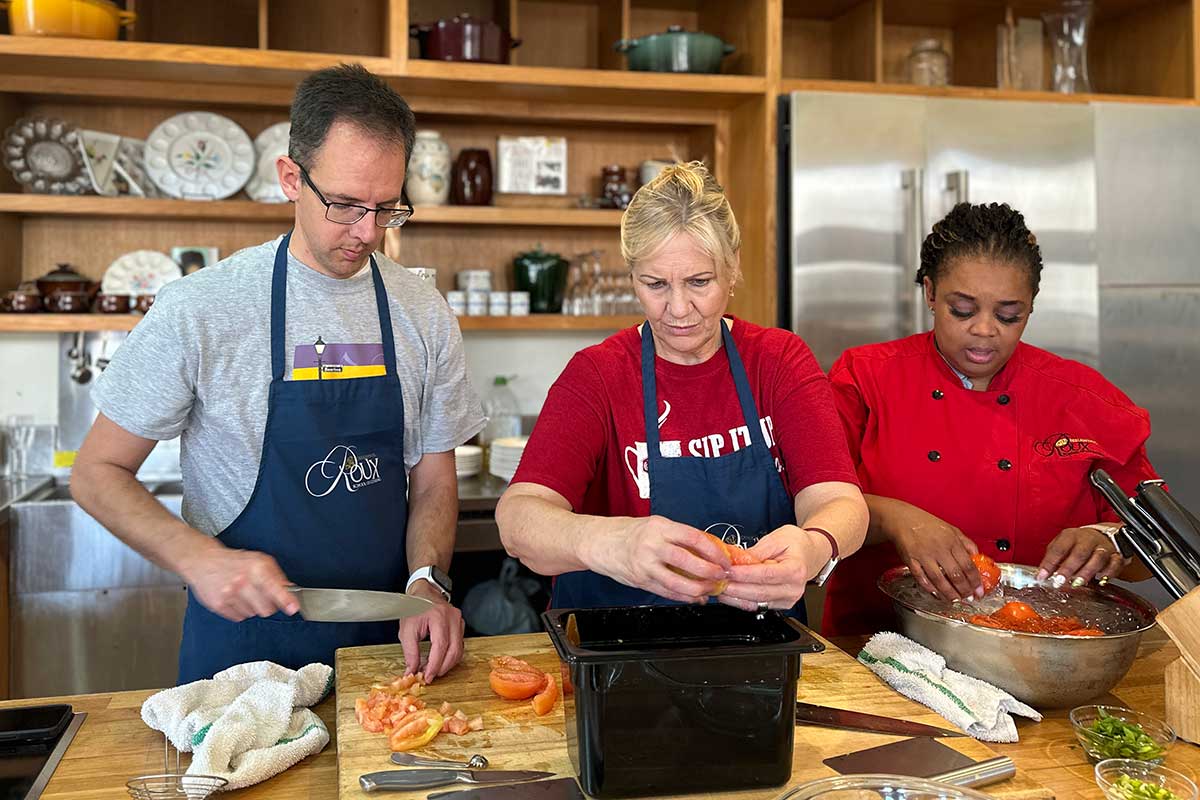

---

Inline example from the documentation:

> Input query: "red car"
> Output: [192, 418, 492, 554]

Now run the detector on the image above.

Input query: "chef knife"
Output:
[287, 587, 432, 623]
[427, 777, 584, 800]
[796, 701, 965, 738]
[360, 769, 554, 792]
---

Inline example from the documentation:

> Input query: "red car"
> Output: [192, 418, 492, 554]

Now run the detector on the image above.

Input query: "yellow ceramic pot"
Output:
[3, 0, 136, 40]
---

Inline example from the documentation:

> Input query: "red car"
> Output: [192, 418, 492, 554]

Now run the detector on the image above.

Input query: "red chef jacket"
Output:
[822, 332, 1158, 637]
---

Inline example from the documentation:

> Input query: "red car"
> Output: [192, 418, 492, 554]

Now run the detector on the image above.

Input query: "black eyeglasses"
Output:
[297, 164, 414, 228]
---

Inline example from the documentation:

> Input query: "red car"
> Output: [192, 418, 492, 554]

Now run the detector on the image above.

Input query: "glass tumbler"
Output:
[1043, 0, 1093, 94]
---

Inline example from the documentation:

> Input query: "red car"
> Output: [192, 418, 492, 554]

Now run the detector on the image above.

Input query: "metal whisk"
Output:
[126, 733, 227, 800]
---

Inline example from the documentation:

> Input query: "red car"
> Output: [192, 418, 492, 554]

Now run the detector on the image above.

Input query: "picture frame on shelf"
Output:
[171, 246, 220, 275]
[497, 136, 567, 196]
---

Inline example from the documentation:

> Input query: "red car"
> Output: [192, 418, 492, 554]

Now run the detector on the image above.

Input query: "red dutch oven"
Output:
[410, 14, 521, 64]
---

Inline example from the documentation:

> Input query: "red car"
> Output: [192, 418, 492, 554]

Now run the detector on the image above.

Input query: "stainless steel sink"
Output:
[25, 479, 183, 502]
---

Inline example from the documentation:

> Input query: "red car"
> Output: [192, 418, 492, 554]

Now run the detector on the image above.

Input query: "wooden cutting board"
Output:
[335, 632, 1052, 800]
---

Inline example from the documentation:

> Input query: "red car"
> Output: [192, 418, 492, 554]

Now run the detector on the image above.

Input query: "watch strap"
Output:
[804, 527, 840, 587]
[406, 566, 451, 601]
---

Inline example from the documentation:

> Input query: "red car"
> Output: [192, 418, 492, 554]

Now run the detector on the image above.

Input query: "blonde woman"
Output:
[496, 162, 867, 618]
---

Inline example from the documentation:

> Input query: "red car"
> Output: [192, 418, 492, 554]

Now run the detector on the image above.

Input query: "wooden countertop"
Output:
[4, 629, 1195, 800]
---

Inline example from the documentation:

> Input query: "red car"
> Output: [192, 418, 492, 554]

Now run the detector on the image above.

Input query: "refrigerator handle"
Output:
[946, 169, 970, 206]
[902, 168, 927, 335]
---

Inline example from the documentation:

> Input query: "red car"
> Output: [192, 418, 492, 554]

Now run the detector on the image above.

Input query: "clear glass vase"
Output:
[1042, 0, 1093, 94]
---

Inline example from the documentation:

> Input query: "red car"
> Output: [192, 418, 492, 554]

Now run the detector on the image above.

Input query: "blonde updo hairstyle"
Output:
[620, 160, 741, 286]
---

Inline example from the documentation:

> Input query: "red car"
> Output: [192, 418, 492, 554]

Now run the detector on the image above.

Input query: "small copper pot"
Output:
[96, 293, 132, 314]
[135, 294, 156, 313]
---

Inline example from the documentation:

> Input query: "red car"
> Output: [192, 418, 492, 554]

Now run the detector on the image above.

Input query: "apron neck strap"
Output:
[271, 232, 398, 381]
[640, 319, 766, 453]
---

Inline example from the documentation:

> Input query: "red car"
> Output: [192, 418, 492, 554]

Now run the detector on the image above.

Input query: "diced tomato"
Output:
[970, 553, 1002, 593]
[389, 709, 444, 752]
[531, 675, 559, 716]
[467, 715, 484, 731]
[443, 716, 471, 735]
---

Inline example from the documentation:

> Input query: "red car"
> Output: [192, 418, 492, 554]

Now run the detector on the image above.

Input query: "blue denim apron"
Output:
[177, 232, 410, 683]
[552, 321, 802, 618]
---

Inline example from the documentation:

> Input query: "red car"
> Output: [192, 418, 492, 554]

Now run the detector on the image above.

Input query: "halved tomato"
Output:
[531, 675, 559, 716]
[995, 601, 1041, 624]
[388, 709, 444, 752]
[489, 668, 547, 699]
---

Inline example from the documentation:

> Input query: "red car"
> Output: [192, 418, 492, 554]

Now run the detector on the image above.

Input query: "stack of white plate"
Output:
[488, 436, 528, 483]
[454, 445, 482, 479]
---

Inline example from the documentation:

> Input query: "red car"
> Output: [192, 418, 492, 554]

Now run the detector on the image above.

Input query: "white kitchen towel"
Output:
[140, 661, 333, 790]
[858, 632, 1042, 743]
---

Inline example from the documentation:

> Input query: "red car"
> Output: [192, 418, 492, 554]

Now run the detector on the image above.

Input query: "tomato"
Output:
[490, 668, 547, 699]
[388, 709, 444, 752]
[970, 553, 1001, 593]
[995, 601, 1041, 624]
[969, 614, 1006, 629]
[531, 675, 559, 717]
[1065, 628, 1105, 637]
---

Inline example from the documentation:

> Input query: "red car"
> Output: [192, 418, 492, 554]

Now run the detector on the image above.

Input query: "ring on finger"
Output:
[756, 601, 769, 612]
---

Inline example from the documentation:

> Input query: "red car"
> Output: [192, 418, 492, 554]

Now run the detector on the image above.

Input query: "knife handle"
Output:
[360, 770, 467, 792]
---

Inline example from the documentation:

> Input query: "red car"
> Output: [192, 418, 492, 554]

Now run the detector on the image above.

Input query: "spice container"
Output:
[543, 604, 823, 798]
[909, 38, 950, 87]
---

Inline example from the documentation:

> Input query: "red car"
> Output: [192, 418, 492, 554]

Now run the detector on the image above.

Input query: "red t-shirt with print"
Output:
[511, 318, 859, 519]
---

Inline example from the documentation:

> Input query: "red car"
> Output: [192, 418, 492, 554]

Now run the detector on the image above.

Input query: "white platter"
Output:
[246, 121, 290, 203]
[102, 250, 183, 297]
[145, 112, 254, 200]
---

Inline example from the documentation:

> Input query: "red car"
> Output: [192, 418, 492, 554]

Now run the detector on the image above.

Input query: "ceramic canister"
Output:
[509, 291, 530, 316]
[407, 131, 451, 206]
[446, 290, 467, 315]
[488, 291, 509, 316]
[466, 289, 488, 316]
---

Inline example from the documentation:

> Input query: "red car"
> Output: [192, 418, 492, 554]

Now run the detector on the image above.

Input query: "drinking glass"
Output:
[1043, 0, 1093, 94]
[5, 414, 36, 477]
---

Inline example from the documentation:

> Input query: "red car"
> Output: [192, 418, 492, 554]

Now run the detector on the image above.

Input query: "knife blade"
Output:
[288, 586, 432, 622]
[796, 701, 965, 738]
[427, 777, 583, 800]
[359, 769, 554, 793]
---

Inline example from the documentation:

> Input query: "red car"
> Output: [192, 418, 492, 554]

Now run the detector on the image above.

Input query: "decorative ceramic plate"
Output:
[144, 112, 254, 200]
[3, 117, 91, 194]
[101, 250, 182, 297]
[112, 138, 161, 198]
[246, 121, 290, 203]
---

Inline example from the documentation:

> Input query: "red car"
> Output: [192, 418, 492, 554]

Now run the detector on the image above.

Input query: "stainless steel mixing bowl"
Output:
[878, 563, 1158, 709]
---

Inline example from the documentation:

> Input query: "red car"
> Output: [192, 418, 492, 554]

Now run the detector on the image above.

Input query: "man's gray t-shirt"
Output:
[92, 235, 485, 536]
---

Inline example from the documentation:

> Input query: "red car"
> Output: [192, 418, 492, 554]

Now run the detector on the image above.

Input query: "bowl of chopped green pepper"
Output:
[1095, 759, 1197, 800]
[1071, 705, 1176, 764]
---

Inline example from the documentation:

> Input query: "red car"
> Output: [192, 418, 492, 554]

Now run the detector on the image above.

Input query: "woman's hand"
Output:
[604, 516, 731, 603]
[1037, 527, 1126, 586]
[886, 504, 982, 601]
[718, 525, 829, 611]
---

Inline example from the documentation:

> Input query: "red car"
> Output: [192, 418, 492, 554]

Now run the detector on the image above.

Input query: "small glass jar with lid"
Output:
[909, 38, 951, 87]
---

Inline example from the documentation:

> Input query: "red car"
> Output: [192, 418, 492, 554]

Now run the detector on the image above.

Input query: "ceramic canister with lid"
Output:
[407, 131, 451, 206]
[509, 291, 530, 316]
[466, 289, 488, 316]
[488, 291, 509, 316]
[446, 290, 467, 315]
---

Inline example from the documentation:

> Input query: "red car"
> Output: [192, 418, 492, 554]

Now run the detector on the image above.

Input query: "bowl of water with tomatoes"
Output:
[878, 561, 1157, 709]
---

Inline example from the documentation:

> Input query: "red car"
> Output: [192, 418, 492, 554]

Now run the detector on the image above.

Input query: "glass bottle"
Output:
[908, 38, 950, 87]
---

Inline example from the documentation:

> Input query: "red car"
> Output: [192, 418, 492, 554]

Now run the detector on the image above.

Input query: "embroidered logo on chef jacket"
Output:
[1034, 433, 1103, 459]
[304, 444, 383, 497]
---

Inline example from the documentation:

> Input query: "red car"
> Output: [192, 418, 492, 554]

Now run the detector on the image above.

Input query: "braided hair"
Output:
[916, 202, 1043, 297]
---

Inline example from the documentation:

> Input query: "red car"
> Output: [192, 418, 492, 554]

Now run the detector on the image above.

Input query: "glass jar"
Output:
[1043, 0, 1093, 94]
[908, 38, 950, 87]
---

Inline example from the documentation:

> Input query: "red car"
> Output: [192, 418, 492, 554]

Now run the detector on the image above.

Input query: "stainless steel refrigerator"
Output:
[778, 90, 1200, 517]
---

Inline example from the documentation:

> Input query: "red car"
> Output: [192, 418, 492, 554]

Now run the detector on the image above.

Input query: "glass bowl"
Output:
[1071, 705, 1176, 764]
[1095, 759, 1197, 800]
[775, 775, 996, 800]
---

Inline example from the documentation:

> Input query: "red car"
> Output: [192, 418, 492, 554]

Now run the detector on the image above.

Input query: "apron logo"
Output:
[1034, 433, 1099, 458]
[705, 522, 757, 550]
[305, 445, 383, 497]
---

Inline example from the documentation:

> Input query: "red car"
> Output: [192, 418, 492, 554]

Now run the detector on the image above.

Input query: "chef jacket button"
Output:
[928, 450, 941, 462]
[997, 539, 1011, 551]
[932, 389, 944, 400]
[997, 394, 1011, 405]
[998, 459, 1012, 471]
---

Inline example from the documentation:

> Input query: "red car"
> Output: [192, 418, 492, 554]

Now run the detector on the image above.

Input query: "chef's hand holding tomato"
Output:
[1037, 526, 1127, 586]
[718, 525, 831, 612]
[868, 496, 984, 601]
[607, 516, 732, 603]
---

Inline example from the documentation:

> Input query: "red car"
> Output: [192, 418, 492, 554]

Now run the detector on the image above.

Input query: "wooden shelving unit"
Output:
[0, 0, 1196, 335]
[0, 313, 642, 334]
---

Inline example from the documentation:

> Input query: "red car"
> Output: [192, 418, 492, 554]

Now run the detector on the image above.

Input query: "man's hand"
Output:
[399, 579, 464, 682]
[181, 539, 300, 622]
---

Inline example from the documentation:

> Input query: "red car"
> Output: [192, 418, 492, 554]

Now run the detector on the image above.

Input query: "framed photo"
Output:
[171, 246, 220, 276]
[496, 136, 567, 196]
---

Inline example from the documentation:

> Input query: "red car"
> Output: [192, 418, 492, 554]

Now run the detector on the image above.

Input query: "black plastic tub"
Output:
[542, 604, 823, 798]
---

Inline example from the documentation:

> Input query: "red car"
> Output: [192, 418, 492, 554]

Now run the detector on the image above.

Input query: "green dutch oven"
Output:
[615, 25, 735, 74]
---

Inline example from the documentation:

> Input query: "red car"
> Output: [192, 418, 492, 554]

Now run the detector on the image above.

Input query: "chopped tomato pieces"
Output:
[357, 672, 483, 751]
[531, 675, 559, 716]
[967, 601, 1106, 635]
[389, 709, 444, 752]
[970, 553, 1001, 593]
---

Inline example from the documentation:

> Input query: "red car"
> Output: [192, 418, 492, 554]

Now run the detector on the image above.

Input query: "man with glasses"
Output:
[72, 64, 484, 684]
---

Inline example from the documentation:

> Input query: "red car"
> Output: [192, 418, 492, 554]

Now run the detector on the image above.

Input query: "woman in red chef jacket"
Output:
[823, 202, 1158, 637]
